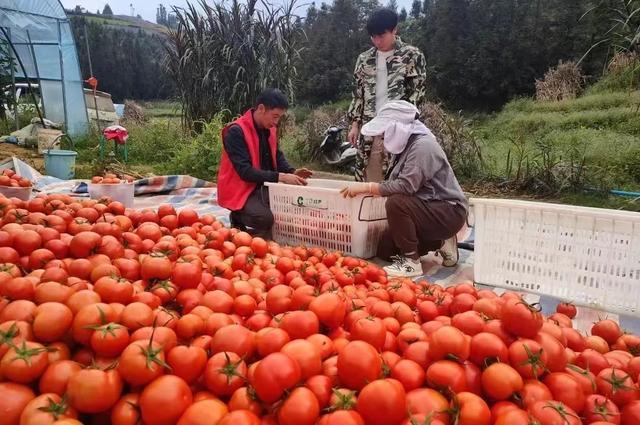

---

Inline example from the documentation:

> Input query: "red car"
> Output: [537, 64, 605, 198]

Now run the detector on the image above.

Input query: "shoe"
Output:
[436, 235, 459, 267]
[383, 255, 423, 277]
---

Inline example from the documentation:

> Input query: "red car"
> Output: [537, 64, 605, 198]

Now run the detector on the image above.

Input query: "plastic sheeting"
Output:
[0, 0, 88, 135]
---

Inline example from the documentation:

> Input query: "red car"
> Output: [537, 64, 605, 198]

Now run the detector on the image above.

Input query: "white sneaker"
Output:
[383, 256, 423, 277]
[436, 236, 459, 267]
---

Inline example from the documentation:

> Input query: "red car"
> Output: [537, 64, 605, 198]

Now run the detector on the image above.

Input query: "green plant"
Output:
[166, 0, 303, 131]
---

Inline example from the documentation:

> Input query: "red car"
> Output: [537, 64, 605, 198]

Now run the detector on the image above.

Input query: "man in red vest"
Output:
[217, 88, 312, 239]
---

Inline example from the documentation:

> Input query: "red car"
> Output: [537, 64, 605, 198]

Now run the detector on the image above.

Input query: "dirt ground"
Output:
[0, 143, 45, 172]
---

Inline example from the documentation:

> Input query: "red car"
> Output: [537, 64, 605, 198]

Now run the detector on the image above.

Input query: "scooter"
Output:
[319, 126, 357, 174]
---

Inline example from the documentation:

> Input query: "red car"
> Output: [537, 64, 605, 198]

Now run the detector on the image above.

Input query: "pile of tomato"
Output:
[0, 169, 32, 188]
[0, 192, 639, 425]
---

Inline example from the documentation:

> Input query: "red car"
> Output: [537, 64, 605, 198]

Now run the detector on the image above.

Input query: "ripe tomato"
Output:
[583, 394, 621, 424]
[469, 332, 509, 367]
[218, 410, 262, 425]
[0, 341, 49, 383]
[481, 362, 524, 401]
[426, 360, 467, 393]
[528, 400, 581, 425]
[278, 387, 320, 425]
[204, 351, 247, 396]
[596, 368, 639, 407]
[391, 359, 425, 392]
[251, 352, 301, 403]
[19, 393, 77, 424]
[337, 341, 382, 390]
[509, 339, 548, 379]
[544, 372, 586, 413]
[38, 360, 82, 396]
[67, 368, 123, 413]
[356, 379, 406, 425]
[555, 302, 577, 318]
[118, 339, 167, 386]
[451, 392, 491, 425]
[177, 400, 228, 425]
[167, 345, 207, 384]
[0, 382, 36, 425]
[140, 375, 193, 425]
[501, 298, 543, 338]
[428, 325, 470, 361]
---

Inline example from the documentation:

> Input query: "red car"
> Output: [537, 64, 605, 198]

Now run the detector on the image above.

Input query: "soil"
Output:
[0, 143, 45, 173]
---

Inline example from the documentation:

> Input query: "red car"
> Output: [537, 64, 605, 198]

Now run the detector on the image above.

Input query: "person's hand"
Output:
[294, 168, 313, 179]
[340, 183, 370, 198]
[279, 173, 307, 186]
[348, 122, 360, 146]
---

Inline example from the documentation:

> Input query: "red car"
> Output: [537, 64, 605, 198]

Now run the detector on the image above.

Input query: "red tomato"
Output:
[337, 341, 382, 390]
[501, 298, 543, 338]
[251, 352, 301, 403]
[356, 379, 407, 425]
[140, 375, 193, 425]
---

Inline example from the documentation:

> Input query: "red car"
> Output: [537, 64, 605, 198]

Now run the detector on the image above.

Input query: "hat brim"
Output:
[361, 117, 391, 137]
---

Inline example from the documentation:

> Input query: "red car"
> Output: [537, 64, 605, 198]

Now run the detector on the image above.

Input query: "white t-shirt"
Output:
[376, 49, 394, 114]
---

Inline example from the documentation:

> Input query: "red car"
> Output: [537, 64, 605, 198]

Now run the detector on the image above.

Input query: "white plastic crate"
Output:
[265, 179, 388, 258]
[472, 198, 640, 315]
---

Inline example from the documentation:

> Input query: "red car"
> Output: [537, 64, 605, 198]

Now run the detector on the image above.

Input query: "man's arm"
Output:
[223, 125, 278, 184]
[406, 50, 427, 108]
[346, 54, 365, 125]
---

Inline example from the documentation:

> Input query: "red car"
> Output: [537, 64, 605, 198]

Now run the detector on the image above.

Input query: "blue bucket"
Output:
[43, 150, 78, 180]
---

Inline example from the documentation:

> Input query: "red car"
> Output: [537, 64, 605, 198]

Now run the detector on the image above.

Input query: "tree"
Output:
[410, 0, 421, 19]
[422, 0, 433, 19]
[157, 4, 168, 26]
[399, 7, 407, 21]
[74, 5, 84, 14]
[102, 4, 113, 15]
[387, 0, 398, 12]
[0, 39, 16, 120]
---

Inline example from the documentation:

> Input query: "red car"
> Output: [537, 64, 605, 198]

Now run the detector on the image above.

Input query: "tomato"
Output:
[318, 411, 365, 425]
[576, 349, 611, 376]
[391, 359, 425, 392]
[140, 375, 193, 425]
[469, 332, 509, 367]
[204, 351, 247, 396]
[428, 325, 470, 361]
[528, 400, 581, 425]
[622, 400, 640, 425]
[356, 379, 406, 425]
[281, 339, 322, 380]
[337, 341, 382, 390]
[19, 393, 77, 425]
[67, 368, 123, 413]
[481, 362, 524, 401]
[177, 398, 227, 425]
[592, 320, 623, 346]
[350, 316, 386, 350]
[228, 387, 263, 416]
[167, 345, 207, 384]
[501, 298, 543, 338]
[556, 302, 577, 319]
[0, 382, 36, 425]
[583, 394, 621, 424]
[39, 360, 82, 396]
[451, 392, 491, 425]
[0, 320, 32, 358]
[118, 339, 167, 386]
[211, 324, 255, 358]
[278, 387, 320, 425]
[544, 372, 586, 413]
[426, 360, 467, 393]
[33, 302, 73, 342]
[309, 292, 346, 329]
[596, 368, 639, 407]
[0, 341, 49, 383]
[251, 352, 301, 403]
[218, 410, 262, 425]
[509, 339, 548, 379]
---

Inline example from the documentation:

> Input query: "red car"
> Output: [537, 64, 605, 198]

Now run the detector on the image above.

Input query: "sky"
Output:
[60, 0, 414, 22]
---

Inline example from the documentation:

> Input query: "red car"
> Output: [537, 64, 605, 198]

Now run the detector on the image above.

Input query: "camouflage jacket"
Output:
[347, 38, 427, 124]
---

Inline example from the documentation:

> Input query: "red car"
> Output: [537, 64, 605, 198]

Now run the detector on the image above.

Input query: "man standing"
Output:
[218, 88, 312, 239]
[347, 8, 427, 183]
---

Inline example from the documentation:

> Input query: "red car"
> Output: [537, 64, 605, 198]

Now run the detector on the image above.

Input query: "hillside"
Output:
[66, 11, 168, 35]
[474, 69, 640, 203]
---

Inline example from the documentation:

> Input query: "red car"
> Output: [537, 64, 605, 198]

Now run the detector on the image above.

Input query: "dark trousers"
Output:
[230, 186, 274, 239]
[377, 194, 467, 261]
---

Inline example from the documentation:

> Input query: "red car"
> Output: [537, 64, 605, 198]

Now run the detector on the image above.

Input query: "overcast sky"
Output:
[60, 0, 413, 22]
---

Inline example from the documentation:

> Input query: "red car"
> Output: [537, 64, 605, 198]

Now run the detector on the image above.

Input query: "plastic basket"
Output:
[472, 198, 640, 315]
[88, 182, 135, 208]
[0, 186, 32, 201]
[265, 179, 388, 258]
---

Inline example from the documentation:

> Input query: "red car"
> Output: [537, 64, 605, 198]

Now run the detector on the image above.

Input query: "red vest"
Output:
[217, 109, 278, 211]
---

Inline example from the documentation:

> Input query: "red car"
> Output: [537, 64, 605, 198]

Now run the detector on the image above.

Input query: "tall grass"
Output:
[166, 0, 304, 131]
